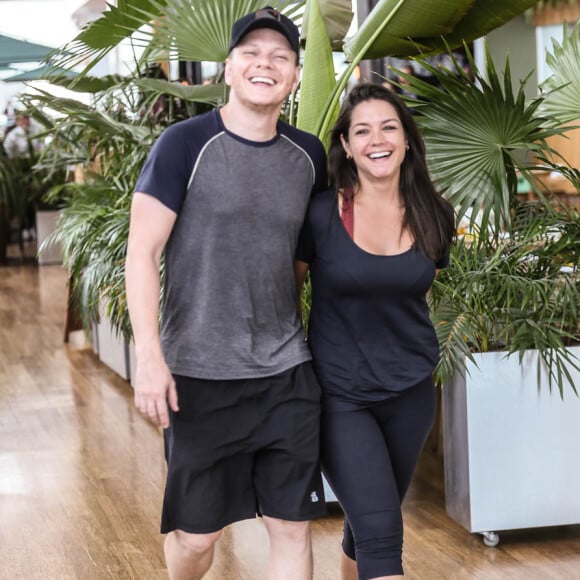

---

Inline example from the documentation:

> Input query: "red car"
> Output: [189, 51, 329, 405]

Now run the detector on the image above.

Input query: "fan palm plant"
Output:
[397, 24, 580, 395]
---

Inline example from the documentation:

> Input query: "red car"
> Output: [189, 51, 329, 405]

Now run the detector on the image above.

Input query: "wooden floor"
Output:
[1, 264, 580, 580]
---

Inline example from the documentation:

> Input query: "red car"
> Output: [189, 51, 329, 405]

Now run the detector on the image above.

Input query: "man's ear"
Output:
[224, 58, 232, 87]
[290, 65, 300, 93]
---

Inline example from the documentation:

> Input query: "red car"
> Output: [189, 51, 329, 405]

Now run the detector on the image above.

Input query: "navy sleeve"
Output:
[280, 122, 328, 195]
[296, 207, 314, 263]
[134, 122, 193, 213]
[134, 111, 225, 214]
[310, 137, 328, 195]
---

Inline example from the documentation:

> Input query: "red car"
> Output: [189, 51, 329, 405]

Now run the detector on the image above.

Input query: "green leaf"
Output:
[344, 0, 540, 61]
[344, 0, 468, 61]
[431, 212, 580, 395]
[54, 1, 307, 75]
[147, 0, 306, 64]
[401, 42, 563, 234]
[134, 78, 227, 105]
[53, 0, 167, 73]
[302, 0, 353, 49]
[297, 0, 337, 141]
[434, 0, 541, 51]
[541, 21, 580, 123]
[54, 75, 128, 93]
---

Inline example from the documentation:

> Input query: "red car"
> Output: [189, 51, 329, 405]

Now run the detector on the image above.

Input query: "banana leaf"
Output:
[297, 0, 338, 141]
[302, 0, 353, 49]
[344, 0, 542, 61]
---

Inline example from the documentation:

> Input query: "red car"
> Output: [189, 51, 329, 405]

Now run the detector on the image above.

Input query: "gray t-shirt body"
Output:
[134, 109, 328, 379]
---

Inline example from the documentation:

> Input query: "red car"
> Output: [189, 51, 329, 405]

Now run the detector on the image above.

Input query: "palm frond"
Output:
[51, 0, 167, 73]
[541, 21, 580, 123]
[400, 42, 564, 234]
[135, 77, 227, 106]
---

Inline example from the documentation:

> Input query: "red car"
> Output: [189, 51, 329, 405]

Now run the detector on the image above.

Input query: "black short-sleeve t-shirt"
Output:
[296, 189, 447, 407]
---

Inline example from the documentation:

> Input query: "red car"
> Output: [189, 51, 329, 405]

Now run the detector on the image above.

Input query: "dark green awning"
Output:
[0, 33, 56, 67]
[3, 64, 78, 83]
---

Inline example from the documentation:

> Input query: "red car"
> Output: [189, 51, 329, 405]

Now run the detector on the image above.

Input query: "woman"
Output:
[296, 83, 455, 579]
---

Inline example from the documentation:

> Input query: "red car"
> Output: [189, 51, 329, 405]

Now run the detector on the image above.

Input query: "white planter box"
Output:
[443, 347, 580, 545]
[323, 477, 337, 503]
[94, 302, 130, 380]
[36, 209, 64, 265]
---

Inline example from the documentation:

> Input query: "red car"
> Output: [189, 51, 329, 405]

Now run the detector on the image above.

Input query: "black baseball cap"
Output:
[229, 6, 300, 55]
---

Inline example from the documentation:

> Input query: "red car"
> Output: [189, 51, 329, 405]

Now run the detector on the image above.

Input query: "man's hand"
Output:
[133, 356, 179, 428]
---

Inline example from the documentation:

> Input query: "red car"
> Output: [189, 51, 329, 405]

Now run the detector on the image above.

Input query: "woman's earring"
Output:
[346, 153, 353, 159]
[406, 145, 410, 151]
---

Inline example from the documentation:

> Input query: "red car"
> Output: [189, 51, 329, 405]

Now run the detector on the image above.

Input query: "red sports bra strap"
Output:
[341, 194, 354, 239]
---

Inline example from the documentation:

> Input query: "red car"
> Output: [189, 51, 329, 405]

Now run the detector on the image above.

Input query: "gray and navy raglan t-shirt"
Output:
[134, 108, 328, 380]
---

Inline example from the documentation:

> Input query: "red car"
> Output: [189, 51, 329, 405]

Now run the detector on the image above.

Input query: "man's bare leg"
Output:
[164, 529, 222, 580]
[263, 516, 313, 580]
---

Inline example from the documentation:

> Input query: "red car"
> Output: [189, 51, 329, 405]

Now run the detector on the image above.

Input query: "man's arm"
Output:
[125, 192, 178, 428]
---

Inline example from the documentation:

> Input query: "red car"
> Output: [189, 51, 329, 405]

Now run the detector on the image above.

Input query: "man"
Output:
[125, 7, 327, 580]
[3, 113, 41, 158]
[3, 112, 43, 241]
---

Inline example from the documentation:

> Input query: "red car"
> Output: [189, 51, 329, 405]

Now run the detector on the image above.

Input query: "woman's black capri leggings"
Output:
[321, 376, 436, 579]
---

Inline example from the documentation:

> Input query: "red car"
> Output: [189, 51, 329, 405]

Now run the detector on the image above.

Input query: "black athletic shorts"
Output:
[160, 361, 327, 534]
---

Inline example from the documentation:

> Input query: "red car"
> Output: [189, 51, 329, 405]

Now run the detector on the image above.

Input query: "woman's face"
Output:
[340, 98, 408, 184]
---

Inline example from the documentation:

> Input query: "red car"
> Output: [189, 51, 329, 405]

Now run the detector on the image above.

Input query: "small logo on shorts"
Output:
[310, 491, 319, 503]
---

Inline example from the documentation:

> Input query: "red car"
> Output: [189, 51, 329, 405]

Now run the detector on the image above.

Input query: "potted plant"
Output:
[0, 150, 18, 262]
[397, 24, 580, 545]
[0, 141, 65, 263]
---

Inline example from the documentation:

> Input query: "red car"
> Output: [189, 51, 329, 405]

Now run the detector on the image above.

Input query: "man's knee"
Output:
[263, 517, 311, 544]
[169, 528, 223, 556]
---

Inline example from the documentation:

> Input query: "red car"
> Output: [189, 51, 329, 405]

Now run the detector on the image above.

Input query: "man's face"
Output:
[16, 116, 30, 129]
[225, 28, 300, 111]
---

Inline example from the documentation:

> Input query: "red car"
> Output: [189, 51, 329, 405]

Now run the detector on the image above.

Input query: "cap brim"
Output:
[229, 20, 298, 54]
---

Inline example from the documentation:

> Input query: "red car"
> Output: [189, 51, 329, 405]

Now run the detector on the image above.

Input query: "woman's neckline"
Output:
[335, 193, 414, 258]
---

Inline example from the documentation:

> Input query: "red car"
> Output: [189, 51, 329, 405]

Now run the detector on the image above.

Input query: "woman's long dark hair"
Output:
[328, 82, 455, 262]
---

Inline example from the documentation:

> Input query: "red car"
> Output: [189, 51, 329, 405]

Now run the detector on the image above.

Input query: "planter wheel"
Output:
[481, 531, 500, 547]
